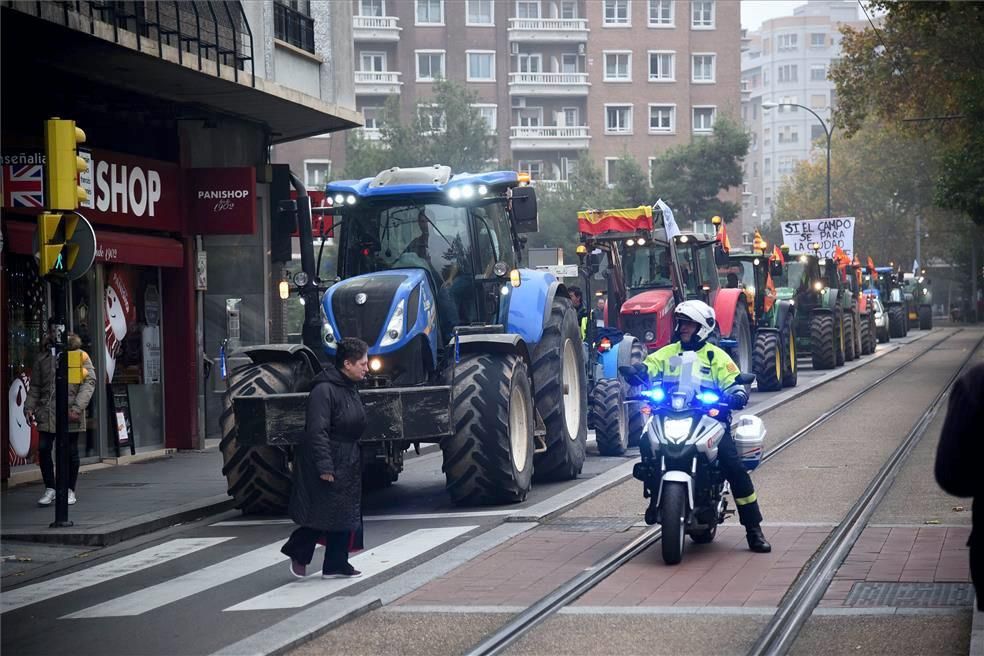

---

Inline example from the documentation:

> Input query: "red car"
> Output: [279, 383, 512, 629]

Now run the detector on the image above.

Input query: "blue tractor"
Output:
[222, 166, 587, 512]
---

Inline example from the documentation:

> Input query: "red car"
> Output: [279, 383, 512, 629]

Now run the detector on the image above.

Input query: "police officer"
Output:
[642, 300, 772, 553]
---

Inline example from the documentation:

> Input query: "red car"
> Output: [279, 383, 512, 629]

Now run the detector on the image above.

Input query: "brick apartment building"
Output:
[275, 0, 741, 207]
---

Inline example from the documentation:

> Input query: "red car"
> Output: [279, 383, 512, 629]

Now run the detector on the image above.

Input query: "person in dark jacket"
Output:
[282, 337, 369, 579]
[935, 362, 984, 610]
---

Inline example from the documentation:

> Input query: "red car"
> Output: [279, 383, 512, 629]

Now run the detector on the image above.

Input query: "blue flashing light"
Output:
[641, 388, 666, 403]
[696, 391, 720, 405]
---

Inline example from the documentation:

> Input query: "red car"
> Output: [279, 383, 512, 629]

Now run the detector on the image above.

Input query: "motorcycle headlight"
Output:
[663, 417, 692, 442]
[379, 299, 406, 347]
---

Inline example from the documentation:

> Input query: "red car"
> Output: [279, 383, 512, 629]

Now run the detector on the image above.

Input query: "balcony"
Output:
[353, 15, 401, 41]
[510, 126, 590, 150]
[359, 127, 383, 141]
[354, 71, 402, 95]
[509, 72, 589, 96]
[534, 180, 571, 191]
[508, 17, 589, 42]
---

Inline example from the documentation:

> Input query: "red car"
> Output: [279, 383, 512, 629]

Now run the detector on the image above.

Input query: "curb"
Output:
[972, 608, 984, 656]
[2, 494, 236, 547]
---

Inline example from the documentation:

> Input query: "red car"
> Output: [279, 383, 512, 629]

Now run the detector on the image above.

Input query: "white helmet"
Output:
[673, 300, 717, 343]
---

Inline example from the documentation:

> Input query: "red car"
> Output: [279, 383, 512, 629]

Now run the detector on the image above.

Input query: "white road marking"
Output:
[212, 510, 512, 527]
[225, 526, 477, 611]
[62, 539, 298, 619]
[2, 538, 232, 614]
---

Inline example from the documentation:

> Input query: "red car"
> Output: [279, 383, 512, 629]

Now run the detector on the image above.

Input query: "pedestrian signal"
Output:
[37, 212, 80, 277]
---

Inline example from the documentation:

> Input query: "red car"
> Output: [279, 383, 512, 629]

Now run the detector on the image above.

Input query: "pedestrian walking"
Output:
[25, 320, 96, 506]
[935, 362, 984, 610]
[281, 337, 369, 579]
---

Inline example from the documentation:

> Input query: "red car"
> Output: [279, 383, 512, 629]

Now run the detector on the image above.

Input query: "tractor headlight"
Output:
[814, 281, 824, 291]
[644, 330, 656, 342]
[663, 418, 692, 443]
[380, 299, 406, 347]
[369, 357, 383, 372]
[321, 317, 337, 347]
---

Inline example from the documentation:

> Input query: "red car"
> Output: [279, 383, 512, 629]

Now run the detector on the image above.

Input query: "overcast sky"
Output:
[741, 0, 809, 31]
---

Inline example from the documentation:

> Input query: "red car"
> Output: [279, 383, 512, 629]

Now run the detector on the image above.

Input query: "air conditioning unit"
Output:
[511, 42, 519, 55]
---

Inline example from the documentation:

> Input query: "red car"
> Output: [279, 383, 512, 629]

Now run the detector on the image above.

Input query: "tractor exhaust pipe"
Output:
[288, 172, 323, 353]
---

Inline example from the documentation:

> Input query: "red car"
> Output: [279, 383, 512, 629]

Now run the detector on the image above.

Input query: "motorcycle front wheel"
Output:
[660, 483, 688, 565]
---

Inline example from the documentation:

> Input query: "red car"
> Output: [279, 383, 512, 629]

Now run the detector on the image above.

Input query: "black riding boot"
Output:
[746, 525, 772, 553]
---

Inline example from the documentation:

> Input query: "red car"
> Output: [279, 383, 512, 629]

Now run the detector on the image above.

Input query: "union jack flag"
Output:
[1, 164, 44, 208]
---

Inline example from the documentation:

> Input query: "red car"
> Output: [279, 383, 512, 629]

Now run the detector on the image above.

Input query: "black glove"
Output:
[726, 390, 748, 410]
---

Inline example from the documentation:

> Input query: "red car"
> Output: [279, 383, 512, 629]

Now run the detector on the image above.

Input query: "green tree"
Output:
[609, 155, 651, 207]
[648, 115, 749, 225]
[831, 1, 984, 225]
[342, 80, 495, 179]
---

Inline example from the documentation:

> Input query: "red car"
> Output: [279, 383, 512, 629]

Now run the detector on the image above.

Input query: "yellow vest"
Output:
[643, 341, 740, 391]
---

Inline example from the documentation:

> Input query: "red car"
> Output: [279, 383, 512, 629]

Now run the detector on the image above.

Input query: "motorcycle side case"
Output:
[734, 414, 766, 471]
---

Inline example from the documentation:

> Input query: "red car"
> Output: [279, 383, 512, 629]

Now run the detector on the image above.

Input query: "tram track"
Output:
[462, 328, 974, 656]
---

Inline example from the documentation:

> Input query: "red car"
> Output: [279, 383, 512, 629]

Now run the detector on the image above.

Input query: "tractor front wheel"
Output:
[590, 379, 628, 456]
[781, 321, 798, 388]
[810, 313, 837, 370]
[753, 331, 782, 392]
[888, 305, 906, 338]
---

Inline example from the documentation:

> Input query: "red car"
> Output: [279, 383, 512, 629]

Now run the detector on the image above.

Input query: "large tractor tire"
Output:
[810, 313, 838, 370]
[626, 339, 648, 448]
[220, 360, 312, 514]
[727, 304, 754, 390]
[888, 305, 906, 338]
[531, 296, 587, 482]
[753, 331, 782, 392]
[859, 314, 873, 356]
[781, 322, 798, 388]
[589, 378, 628, 456]
[853, 310, 863, 359]
[443, 353, 534, 505]
[919, 306, 933, 330]
[843, 313, 857, 362]
[835, 311, 846, 367]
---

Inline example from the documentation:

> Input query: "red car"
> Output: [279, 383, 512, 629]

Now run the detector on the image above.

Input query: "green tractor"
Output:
[874, 267, 908, 338]
[775, 252, 850, 370]
[718, 252, 797, 391]
[844, 264, 877, 356]
[902, 273, 933, 330]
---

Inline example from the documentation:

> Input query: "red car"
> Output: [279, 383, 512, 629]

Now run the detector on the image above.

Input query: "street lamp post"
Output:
[762, 101, 833, 219]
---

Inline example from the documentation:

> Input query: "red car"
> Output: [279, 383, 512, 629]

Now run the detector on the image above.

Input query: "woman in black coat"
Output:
[282, 337, 369, 578]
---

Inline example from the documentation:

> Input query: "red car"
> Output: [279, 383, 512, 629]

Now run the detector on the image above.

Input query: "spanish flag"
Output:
[834, 244, 850, 266]
[716, 222, 732, 253]
[577, 206, 654, 236]
[771, 244, 785, 265]
[867, 256, 879, 280]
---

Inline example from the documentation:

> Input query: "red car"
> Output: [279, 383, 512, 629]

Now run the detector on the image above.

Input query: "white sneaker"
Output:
[38, 488, 56, 506]
[68, 489, 77, 505]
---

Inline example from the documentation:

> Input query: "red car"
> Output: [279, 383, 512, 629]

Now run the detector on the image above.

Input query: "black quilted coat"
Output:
[288, 366, 367, 532]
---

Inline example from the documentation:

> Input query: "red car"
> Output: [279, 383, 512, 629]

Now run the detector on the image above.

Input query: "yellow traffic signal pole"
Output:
[42, 118, 88, 528]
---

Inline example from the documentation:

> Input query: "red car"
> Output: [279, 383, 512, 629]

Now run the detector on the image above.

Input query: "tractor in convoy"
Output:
[774, 251, 852, 370]
[902, 273, 933, 330]
[717, 251, 797, 391]
[871, 266, 908, 338]
[844, 262, 877, 355]
[221, 166, 587, 513]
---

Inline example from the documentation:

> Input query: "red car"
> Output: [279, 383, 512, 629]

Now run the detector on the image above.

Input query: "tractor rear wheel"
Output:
[590, 379, 628, 456]
[443, 353, 534, 505]
[729, 304, 753, 389]
[859, 314, 873, 356]
[888, 305, 906, 338]
[531, 296, 587, 482]
[810, 313, 837, 370]
[835, 311, 846, 366]
[626, 339, 648, 447]
[843, 313, 856, 361]
[220, 360, 312, 514]
[753, 331, 782, 392]
[919, 306, 933, 330]
[781, 322, 798, 388]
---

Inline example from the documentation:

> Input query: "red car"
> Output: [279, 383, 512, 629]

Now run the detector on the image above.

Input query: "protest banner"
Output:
[780, 217, 855, 259]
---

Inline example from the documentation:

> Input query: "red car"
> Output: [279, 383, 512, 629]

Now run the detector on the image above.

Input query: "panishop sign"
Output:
[186, 167, 257, 234]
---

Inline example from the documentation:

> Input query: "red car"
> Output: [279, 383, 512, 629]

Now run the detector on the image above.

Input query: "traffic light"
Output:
[44, 118, 87, 211]
[37, 212, 80, 277]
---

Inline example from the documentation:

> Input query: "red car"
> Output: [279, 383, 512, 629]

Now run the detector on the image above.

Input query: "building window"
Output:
[561, 106, 580, 126]
[763, 128, 770, 147]
[274, 1, 315, 54]
[778, 64, 798, 83]
[778, 126, 799, 144]
[763, 68, 769, 85]
[648, 0, 673, 26]
[777, 33, 798, 51]
[752, 161, 759, 177]
[648, 51, 674, 81]
[648, 156, 657, 185]
[472, 104, 498, 134]
[604, 0, 630, 26]
[561, 53, 580, 73]
[691, 0, 714, 28]
[466, 0, 494, 24]
[763, 157, 771, 175]
[605, 104, 633, 134]
[811, 93, 827, 109]
[517, 160, 543, 179]
[516, 0, 541, 19]
[742, 232, 752, 245]
[648, 104, 675, 133]
[515, 107, 543, 127]
[416, 50, 446, 81]
[778, 156, 796, 174]
[416, 0, 444, 25]
[360, 51, 385, 72]
[605, 157, 620, 187]
[467, 51, 496, 81]
[778, 96, 798, 112]
[517, 53, 542, 73]
[810, 64, 827, 81]
[692, 106, 716, 133]
[604, 52, 632, 81]
[810, 32, 826, 48]
[692, 54, 715, 83]
[560, 0, 578, 19]
[304, 159, 332, 189]
[418, 105, 446, 133]
[810, 124, 826, 142]
[359, 0, 384, 16]
[362, 107, 382, 130]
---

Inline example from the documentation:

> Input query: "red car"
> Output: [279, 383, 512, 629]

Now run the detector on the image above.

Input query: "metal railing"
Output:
[508, 17, 588, 31]
[6, 1, 256, 86]
[508, 72, 588, 86]
[510, 126, 589, 139]
[353, 14, 399, 30]
[354, 71, 402, 85]
[274, 1, 314, 53]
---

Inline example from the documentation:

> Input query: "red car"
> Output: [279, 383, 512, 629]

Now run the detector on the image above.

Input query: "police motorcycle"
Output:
[620, 356, 764, 565]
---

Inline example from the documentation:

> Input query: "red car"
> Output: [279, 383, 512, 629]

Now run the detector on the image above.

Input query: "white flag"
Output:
[912, 259, 919, 275]
[655, 199, 680, 239]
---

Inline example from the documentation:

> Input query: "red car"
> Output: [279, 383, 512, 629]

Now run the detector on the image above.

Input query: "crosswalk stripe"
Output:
[2, 538, 232, 615]
[62, 538, 296, 619]
[213, 511, 511, 527]
[225, 526, 477, 612]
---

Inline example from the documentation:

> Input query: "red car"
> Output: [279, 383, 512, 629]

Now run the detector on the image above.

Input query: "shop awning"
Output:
[4, 220, 184, 269]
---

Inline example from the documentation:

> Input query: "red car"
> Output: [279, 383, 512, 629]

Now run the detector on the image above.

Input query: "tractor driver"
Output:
[406, 210, 433, 262]
[642, 300, 772, 554]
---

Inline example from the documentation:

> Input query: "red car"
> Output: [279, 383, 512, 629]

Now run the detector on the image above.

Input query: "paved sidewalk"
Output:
[1, 448, 233, 547]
